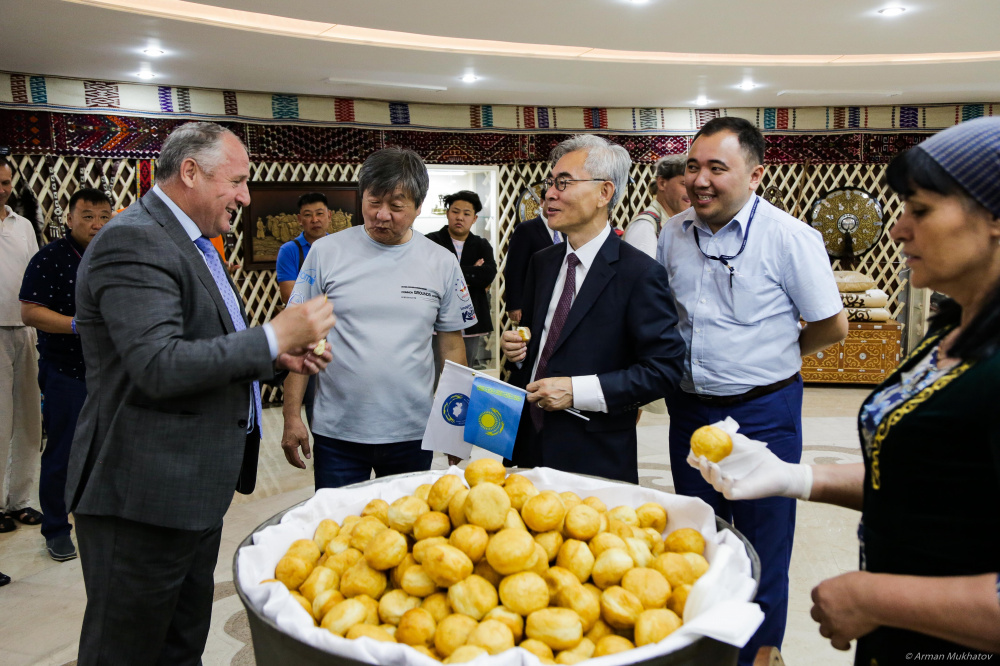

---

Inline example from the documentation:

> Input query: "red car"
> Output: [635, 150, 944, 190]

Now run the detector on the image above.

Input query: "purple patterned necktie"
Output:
[530, 252, 580, 431]
[194, 236, 262, 433]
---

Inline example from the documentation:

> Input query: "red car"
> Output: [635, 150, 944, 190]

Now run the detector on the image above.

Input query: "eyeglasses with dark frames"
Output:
[542, 176, 608, 192]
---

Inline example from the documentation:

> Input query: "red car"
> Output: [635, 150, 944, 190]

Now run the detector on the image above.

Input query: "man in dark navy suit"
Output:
[504, 209, 561, 324]
[502, 135, 685, 484]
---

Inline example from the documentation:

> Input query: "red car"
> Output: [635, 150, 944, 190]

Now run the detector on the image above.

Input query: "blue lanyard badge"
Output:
[692, 196, 759, 288]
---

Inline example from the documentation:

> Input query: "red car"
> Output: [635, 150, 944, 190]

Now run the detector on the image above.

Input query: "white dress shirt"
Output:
[529, 223, 612, 412]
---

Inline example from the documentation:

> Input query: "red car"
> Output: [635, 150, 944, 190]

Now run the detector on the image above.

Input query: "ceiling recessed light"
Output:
[461, 74, 479, 83]
[878, 6, 906, 16]
[136, 71, 156, 79]
[737, 81, 756, 90]
[143, 48, 165, 56]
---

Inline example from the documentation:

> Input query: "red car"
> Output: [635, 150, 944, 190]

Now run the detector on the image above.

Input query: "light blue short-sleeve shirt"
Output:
[291, 226, 477, 443]
[656, 195, 842, 396]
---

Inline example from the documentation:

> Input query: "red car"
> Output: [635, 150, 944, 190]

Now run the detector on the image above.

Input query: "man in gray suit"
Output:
[66, 122, 335, 665]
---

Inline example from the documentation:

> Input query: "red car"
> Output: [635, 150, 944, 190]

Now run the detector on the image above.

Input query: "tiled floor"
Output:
[0, 385, 871, 665]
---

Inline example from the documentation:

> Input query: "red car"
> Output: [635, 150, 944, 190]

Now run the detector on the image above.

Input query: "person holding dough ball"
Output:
[692, 118, 1000, 663]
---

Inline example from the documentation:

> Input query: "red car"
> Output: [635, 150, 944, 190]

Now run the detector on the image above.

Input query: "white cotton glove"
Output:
[685, 418, 813, 501]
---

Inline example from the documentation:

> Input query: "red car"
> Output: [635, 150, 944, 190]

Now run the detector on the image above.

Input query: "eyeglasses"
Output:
[542, 176, 608, 192]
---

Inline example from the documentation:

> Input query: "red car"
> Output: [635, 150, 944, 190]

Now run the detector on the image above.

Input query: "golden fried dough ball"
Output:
[353, 594, 380, 625]
[522, 492, 567, 533]
[321, 598, 368, 636]
[422, 592, 452, 624]
[287, 538, 322, 565]
[449, 524, 489, 563]
[636, 502, 668, 533]
[664, 527, 705, 555]
[341, 560, 388, 599]
[585, 617, 614, 643]
[423, 543, 474, 587]
[555, 651, 587, 665]
[448, 489, 470, 528]
[503, 473, 539, 510]
[364, 528, 408, 571]
[561, 636, 595, 658]
[414, 484, 433, 502]
[589, 532, 627, 559]
[621, 567, 671, 609]
[556, 582, 601, 633]
[625, 537, 654, 568]
[313, 519, 341, 553]
[350, 515, 389, 552]
[391, 553, 417, 588]
[563, 504, 601, 541]
[413, 537, 450, 564]
[535, 531, 564, 563]
[325, 532, 353, 557]
[634, 608, 683, 646]
[429, 474, 467, 513]
[485, 528, 536, 575]
[543, 567, 581, 604]
[643, 528, 666, 556]
[346, 623, 397, 642]
[378, 589, 422, 625]
[396, 607, 437, 647]
[275, 556, 313, 590]
[690, 424, 733, 463]
[558, 491, 582, 511]
[528, 542, 551, 576]
[600, 586, 644, 629]
[410, 645, 438, 661]
[361, 498, 390, 527]
[299, 565, 338, 602]
[467, 618, 514, 655]
[593, 634, 634, 656]
[313, 589, 346, 621]
[484, 606, 523, 642]
[380, 623, 397, 637]
[607, 505, 639, 528]
[447, 574, 499, 620]
[556, 540, 595, 583]
[464, 482, 511, 532]
[443, 645, 488, 664]
[606, 518, 633, 541]
[434, 612, 478, 657]
[651, 553, 697, 589]
[591, 548, 634, 589]
[399, 564, 439, 598]
[519, 638, 554, 661]
[498, 571, 549, 616]
[682, 552, 709, 580]
[290, 590, 313, 618]
[325, 547, 363, 577]
[473, 559, 503, 589]
[388, 495, 430, 535]
[525, 608, 584, 651]
[464, 458, 506, 487]
[413, 511, 452, 541]
[504, 508, 528, 531]
[667, 584, 691, 617]
[630, 525, 656, 550]
[582, 496, 607, 513]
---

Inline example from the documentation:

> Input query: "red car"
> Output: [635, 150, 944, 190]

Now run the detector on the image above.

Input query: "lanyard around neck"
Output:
[692, 196, 759, 288]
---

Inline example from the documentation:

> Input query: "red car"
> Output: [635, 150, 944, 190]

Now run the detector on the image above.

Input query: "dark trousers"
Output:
[303, 374, 316, 428]
[75, 513, 223, 666]
[666, 377, 803, 666]
[312, 434, 433, 489]
[37, 360, 87, 540]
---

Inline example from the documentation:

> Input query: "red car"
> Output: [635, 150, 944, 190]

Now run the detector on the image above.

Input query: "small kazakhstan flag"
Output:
[463, 376, 525, 459]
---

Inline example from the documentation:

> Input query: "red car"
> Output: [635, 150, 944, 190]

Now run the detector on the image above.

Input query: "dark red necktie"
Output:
[530, 252, 580, 431]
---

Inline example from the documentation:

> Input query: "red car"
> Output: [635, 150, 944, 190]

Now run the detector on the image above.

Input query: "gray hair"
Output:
[157, 122, 238, 181]
[549, 135, 631, 211]
[358, 147, 430, 207]
[654, 155, 686, 181]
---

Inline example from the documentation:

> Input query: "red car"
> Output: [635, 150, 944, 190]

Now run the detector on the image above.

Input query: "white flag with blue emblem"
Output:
[421, 361, 475, 459]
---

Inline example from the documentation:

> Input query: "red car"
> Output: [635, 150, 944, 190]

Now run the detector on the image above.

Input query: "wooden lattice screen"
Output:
[9, 154, 908, 400]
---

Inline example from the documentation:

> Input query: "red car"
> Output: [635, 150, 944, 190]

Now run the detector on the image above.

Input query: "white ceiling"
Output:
[2, 0, 999, 108]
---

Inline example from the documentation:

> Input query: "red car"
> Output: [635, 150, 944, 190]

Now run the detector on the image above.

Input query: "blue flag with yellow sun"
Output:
[463, 376, 525, 459]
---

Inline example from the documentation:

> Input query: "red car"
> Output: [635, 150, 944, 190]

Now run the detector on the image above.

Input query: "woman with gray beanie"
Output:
[689, 117, 1000, 663]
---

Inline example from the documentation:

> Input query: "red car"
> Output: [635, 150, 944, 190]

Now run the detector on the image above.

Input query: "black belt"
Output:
[686, 373, 800, 407]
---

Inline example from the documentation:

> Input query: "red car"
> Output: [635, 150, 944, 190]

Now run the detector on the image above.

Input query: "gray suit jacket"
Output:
[66, 190, 276, 531]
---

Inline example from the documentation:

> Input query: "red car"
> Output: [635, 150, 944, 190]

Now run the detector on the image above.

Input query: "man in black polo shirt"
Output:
[19, 187, 112, 561]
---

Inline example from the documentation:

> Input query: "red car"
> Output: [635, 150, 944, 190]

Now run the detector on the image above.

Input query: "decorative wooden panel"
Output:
[802, 320, 903, 385]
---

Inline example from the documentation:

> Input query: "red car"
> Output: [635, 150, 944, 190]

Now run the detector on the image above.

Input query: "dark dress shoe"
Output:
[46, 535, 78, 562]
[0, 571, 10, 586]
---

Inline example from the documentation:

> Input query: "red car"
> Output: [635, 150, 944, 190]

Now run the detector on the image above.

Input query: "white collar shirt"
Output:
[656, 195, 842, 396]
[1, 206, 39, 325]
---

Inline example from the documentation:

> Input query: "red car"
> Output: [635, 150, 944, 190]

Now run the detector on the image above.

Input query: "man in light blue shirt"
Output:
[657, 117, 846, 665]
[275, 192, 329, 305]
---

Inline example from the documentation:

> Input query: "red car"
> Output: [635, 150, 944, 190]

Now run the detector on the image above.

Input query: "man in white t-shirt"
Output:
[623, 154, 690, 259]
[281, 148, 477, 488]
